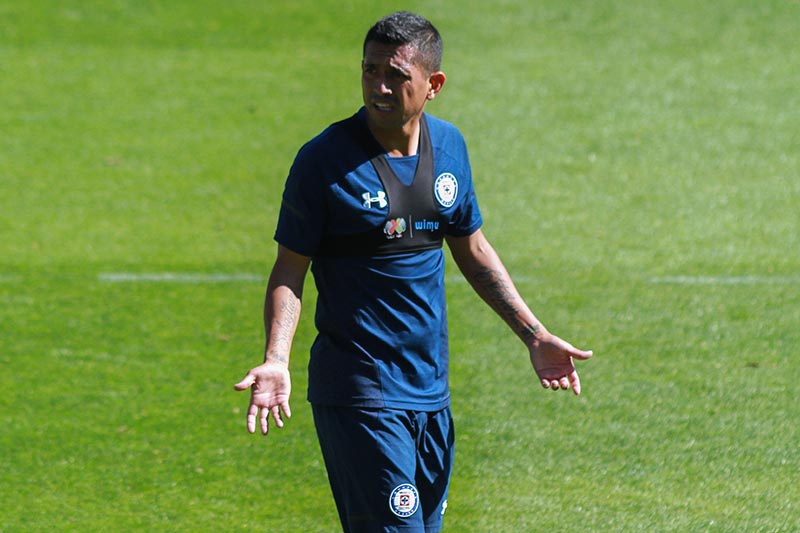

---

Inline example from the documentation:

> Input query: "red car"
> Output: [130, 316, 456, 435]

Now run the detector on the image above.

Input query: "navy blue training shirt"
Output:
[275, 108, 482, 410]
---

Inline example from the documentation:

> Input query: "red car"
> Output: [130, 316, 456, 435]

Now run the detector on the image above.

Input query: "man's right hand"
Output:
[234, 363, 292, 435]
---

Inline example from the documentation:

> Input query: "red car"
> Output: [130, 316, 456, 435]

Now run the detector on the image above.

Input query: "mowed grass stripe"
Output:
[649, 275, 800, 285]
[97, 272, 264, 283]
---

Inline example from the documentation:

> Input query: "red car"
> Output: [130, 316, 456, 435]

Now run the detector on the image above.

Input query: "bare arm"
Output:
[446, 229, 545, 342]
[234, 245, 311, 434]
[262, 245, 310, 366]
[446, 229, 592, 394]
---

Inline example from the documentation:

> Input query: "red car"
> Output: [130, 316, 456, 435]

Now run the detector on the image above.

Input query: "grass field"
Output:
[2, 1, 798, 531]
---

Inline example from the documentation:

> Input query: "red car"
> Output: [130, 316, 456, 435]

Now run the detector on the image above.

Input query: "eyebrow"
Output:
[362, 61, 412, 78]
[391, 64, 412, 77]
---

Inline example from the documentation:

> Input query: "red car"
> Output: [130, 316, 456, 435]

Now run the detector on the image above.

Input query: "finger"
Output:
[260, 408, 269, 436]
[282, 401, 292, 419]
[246, 403, 258, 434]
[550, 380, 560, 390]
[559, 376, 570, 389]
[271, 406, 284, 429]
[540, 378, 550, 389]
[234, 373, 255, 391]
[569, 370, 582, 396]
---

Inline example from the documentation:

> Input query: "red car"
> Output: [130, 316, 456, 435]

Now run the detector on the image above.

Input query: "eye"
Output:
[388, 68, 410, 82]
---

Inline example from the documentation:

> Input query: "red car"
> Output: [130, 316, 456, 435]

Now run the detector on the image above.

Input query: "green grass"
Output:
[2, 1, 798, 531]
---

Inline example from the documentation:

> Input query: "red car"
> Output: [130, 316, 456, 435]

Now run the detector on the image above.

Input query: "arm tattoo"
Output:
[265, 294, 299, 364]
[473, 267, 520, 323]
[520, 323, 542, 342]
[473, 267, 541, 341]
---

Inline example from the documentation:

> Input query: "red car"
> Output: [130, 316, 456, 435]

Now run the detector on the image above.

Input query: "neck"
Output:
[367, 116, 421, 158]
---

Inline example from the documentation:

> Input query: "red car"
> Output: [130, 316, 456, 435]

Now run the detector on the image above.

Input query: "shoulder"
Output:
[295, 115, 358, 163]
[425, 113, 469, 161]
[425, 113, 471, 174]
[425, 113, 466, 144]
[287, 112, 370, 185]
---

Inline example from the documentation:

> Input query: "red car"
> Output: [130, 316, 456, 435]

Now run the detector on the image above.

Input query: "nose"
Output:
[375, 75, 392, 95]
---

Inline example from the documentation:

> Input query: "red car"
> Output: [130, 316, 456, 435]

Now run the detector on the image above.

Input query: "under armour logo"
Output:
[362, 190, 387, 209]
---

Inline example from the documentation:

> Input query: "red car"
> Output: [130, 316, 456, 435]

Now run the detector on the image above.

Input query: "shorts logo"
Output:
[384, 217, 406, 239]
[389, 483, 419, 518]
[434, 173, 458, 208]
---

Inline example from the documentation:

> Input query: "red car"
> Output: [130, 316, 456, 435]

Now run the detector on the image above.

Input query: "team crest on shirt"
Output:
[434, 173, 458, 208]
[389, 483, 419, 518]
[384, 217, 406, 239]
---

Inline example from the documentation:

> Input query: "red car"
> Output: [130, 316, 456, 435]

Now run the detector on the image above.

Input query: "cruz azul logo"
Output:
[384, 217, 406, 239]
[389, 483, 419, 518]
[434, 172, 458, 208]
[362, 190, 387, 209]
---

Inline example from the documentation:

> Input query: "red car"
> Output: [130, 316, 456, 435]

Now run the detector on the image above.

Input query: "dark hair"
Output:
[363, 11, 443, 73]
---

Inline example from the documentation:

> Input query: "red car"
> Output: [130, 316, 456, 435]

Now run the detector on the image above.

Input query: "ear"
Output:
[427, 71, 446, 100]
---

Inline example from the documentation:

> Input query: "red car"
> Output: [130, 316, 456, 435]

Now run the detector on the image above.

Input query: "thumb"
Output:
[570, 348, 593, 361]
[233, 373, 255, 391]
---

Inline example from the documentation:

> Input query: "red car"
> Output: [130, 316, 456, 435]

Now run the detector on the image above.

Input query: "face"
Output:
[361, 41, 444, 134]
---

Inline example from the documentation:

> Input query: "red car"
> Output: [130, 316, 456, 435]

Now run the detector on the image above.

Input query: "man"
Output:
[235, 11, 592, 533]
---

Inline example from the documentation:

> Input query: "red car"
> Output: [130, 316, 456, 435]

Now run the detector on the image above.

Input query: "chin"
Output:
[367, 110, 403, 131]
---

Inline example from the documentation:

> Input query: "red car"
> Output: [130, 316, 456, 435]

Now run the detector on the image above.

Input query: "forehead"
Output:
[363, 42, 422, 71]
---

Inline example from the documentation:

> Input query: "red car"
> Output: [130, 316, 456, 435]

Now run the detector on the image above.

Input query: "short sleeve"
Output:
[274, 145, 327, 257]
[443, 130, 482, 237]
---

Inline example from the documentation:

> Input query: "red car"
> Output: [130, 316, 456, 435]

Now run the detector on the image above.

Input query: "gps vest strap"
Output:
[317, 114, 446, 257]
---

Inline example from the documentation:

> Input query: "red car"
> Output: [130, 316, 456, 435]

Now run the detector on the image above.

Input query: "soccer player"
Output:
[234, 11, 593, 533]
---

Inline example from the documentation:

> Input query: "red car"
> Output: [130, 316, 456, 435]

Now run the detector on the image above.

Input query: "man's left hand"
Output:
[528, 333, 593, 395]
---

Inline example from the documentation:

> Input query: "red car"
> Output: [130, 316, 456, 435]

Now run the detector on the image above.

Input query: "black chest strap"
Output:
[317, 115, 446, 257]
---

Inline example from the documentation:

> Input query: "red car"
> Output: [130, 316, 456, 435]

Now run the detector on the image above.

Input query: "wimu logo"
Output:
[414, 219, 439, 232]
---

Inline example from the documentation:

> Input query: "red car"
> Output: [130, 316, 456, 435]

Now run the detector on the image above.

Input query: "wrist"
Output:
[264, 350, 290, 367]
[520, 323, 546, 345]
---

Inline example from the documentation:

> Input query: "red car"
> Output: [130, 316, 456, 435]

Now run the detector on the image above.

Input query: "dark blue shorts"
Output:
[312, 405, 455, 533]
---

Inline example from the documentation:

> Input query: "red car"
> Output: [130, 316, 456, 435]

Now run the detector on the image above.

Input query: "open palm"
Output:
[234, 363, 292, 435]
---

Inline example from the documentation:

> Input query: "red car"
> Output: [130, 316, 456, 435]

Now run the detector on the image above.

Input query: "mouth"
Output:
[371, 100, 395, 113]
